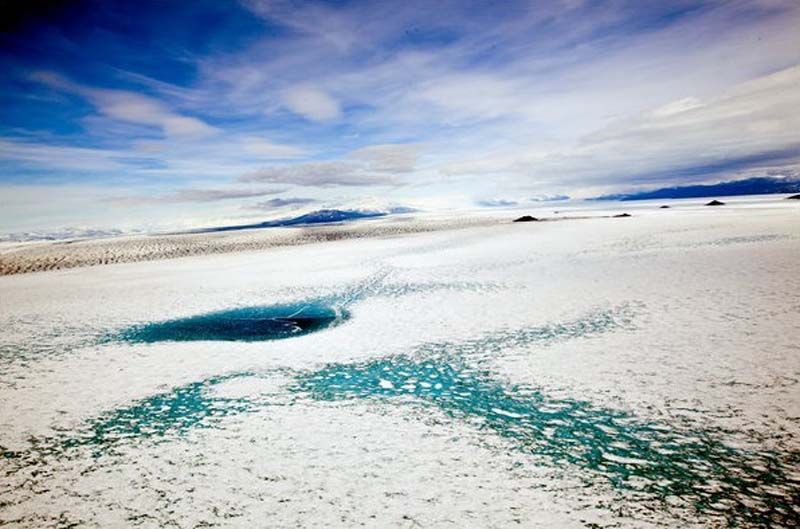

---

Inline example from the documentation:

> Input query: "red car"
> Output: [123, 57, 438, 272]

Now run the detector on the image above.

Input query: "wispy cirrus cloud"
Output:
[30, 71, 218, 138]
[114, 187, 287, 205]
[242, 137, 306, 158]
[0, 139, 129, 173]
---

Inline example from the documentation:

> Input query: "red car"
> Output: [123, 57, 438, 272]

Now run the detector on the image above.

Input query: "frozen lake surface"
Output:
[1, 197, 799, 528]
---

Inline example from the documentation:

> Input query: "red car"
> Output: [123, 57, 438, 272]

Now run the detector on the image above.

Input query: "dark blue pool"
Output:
[115, 302, 347, 343]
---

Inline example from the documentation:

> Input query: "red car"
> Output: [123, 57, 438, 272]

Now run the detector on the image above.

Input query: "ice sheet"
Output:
[1, 197, 799, 527]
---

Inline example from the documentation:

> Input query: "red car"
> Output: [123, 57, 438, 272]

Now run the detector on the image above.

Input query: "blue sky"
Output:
[1, 0, 799, 234]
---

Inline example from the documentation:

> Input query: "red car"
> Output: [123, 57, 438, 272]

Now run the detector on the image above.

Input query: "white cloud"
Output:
[160, 116, 217, 137]
[31, 71, 218, 138]
[282, 84, 341, 121]
[241, 161, 382, 187]
[240, 143, 419, 186]
[349, 144, 419, 173]
[246, 197, 317, 210]
[114, 187, 288, 204]
[415, 74, 525, 123]
[651, 97, 704, 118]
[242, 137, 306, 158]
[0, 139, 127, 171]
[242, 0, 361, 52]
[440, 64, 800, 195]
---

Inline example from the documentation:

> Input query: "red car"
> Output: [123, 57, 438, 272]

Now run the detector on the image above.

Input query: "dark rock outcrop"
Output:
[787, 194, 800, 200]
[659, 205, 670, 209]
[513, 215, 539, 222]
[705, 200, 725, 206]
[612, 213, 632, 218]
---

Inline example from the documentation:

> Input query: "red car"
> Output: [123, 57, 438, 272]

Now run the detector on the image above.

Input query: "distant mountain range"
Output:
[0, 207, 417, 243]
[592, 177, 800, 201]
[0, 227, 133, 243]
[201, 207, 416, 234]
